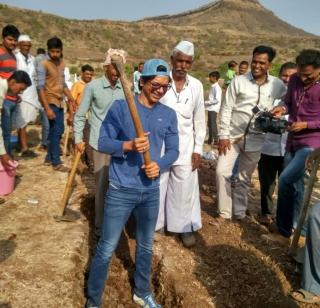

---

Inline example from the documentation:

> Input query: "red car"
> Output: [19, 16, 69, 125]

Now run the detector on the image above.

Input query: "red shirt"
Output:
[0, 46, 16, 79]
[0, 46, 17, 101]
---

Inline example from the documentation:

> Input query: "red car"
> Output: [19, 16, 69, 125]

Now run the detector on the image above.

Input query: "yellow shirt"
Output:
[71, 79, 85, 109]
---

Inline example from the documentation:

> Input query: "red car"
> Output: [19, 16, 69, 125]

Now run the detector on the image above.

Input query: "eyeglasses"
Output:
[149, 82, 171, 92]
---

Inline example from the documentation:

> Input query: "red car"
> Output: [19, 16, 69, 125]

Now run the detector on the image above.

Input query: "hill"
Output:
[0, 0, 319, 79]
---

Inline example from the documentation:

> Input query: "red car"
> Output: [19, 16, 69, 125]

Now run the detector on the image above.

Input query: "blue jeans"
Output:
[1, 99, 17, 155]
[276, 147, 313, 237]
[230, 156, 240, 180]
[39, 108, 49, 147]
[45, 104, 64, 166]
[303, 203, 320, 295]
[86, 183, 160, 307]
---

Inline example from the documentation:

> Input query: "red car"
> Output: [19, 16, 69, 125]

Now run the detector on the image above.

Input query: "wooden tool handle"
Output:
[289, 153, 320, 256]
[59, 150, 82, 216]
[111, 56, 152, 166]
[63, 126, 70, 158]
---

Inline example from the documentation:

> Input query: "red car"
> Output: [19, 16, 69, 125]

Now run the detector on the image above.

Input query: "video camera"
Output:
[254, 111, 288, 135]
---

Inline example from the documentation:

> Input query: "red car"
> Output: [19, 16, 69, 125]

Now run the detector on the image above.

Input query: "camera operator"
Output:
[266, 49, 320, 244]
[216, 45, 286, 221]
[257, 62, 297, 225]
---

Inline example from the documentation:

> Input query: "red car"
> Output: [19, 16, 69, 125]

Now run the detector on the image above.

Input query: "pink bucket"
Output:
[0, 160, 18, 195]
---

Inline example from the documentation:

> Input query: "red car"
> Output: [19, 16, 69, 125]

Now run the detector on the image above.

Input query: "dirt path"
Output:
[0, 125, 319, 307]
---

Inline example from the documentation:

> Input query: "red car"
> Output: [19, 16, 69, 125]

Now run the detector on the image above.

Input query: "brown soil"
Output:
[0, 125, 319, 307]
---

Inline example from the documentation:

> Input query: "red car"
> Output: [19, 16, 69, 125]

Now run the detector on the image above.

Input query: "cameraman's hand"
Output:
[288, 121, 308, 133]
[218, 139, 231, 156]
[271, 106, 286, 119]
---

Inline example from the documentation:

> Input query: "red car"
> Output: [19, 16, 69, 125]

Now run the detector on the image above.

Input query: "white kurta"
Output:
[156, 74, 206, 233]
[14, 51, 41, 128]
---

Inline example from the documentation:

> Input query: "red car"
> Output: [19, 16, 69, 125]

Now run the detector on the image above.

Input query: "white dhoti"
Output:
[156, 165, 202, 233]
[13, 101, 38, 129]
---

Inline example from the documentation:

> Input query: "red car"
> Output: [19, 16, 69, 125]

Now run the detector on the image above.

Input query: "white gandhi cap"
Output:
[173, 40, 194, 58]
[18, 34, 31, 42]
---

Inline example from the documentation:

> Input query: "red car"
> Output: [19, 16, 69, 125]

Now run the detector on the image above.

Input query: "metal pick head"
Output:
[111, 54, 124, 65]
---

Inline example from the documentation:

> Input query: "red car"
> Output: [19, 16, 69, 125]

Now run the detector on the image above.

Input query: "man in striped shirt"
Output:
[0, 24, 19, 79]
[0, 24, 20, 155]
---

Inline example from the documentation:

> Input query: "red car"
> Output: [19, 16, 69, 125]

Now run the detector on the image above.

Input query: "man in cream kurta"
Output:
[156, 41, 206, 247]
[14, 34, 41, 156]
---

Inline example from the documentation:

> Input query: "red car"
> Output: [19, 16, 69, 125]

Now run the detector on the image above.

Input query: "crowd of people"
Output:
[1, 22, 320, 307]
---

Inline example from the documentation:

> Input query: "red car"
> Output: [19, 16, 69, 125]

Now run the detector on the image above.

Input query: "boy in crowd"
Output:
[0, 71, 31, 168]
[133, 62, 144, 96]
[224, 60, 237, 87]
[37, 37, 76, 172]
[239, 61, 249, 75]
[205, 71, 222, 145]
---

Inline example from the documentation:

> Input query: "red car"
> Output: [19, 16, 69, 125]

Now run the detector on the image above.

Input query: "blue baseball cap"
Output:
[140, 59, 170, 77]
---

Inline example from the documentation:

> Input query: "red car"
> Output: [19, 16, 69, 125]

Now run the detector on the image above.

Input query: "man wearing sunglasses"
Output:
[85, 58, 178, 308]
[155, 40, 206, 247]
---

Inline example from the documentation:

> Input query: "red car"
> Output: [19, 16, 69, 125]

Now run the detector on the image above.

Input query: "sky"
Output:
[1, 0, 320, 35]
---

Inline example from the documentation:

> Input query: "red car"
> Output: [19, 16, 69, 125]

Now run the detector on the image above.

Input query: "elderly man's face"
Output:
[297, 65, 320, 86]
[105, 64, 119, 85]
[171, 52, 193, 80]
[19, 41, 32, 56]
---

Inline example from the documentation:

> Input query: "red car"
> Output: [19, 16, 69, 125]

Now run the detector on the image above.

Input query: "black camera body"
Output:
[254, 111, 288, 134]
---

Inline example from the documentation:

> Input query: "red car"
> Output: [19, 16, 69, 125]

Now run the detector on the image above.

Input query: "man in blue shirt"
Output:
[85, 59, 179, 308]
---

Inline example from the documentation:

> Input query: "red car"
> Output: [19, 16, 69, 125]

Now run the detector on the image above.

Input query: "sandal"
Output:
[290, 289, 320, 303]
[52, 164, 70, 173]
[21, 149, 38, 158]
[257, 215, 272, 226]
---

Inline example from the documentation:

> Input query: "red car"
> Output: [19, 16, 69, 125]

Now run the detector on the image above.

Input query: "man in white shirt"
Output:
[14, 34, 42, 157]
[156, 41, 206, 247]
[216, 45, 286, 221]
[258, 62, 297, 225]
[205, 71, 222, 145]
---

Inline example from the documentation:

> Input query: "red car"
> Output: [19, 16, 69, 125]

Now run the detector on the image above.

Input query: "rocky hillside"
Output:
[0, 0, 319, 77]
